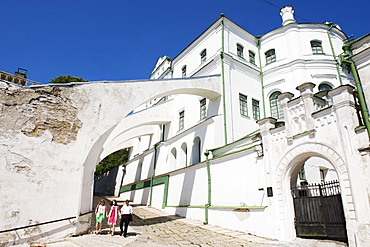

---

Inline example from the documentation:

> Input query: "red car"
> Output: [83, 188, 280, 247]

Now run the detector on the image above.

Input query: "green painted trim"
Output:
[355, 125, 366, 131]
[211, 144, 260, 159]
[166, 205, 206, 208]
[257, 36, 266, 118]
[221, 15, 228, 145]
[327, 24, 343, 86]
[207, 129, 260, 152]
[209, 205, 267, 209]
[204, 151, 211, 224]
[162, 175, 169, 209]
[340, 44, 370, 140]
[119, 175, 169, 194]
[165, 205, 267, 209]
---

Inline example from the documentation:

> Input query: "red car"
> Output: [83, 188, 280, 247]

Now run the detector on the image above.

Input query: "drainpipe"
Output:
[220, 13, 228, 145]
[257, 36, 266, 118]
[149, 142, 159, 206]
[327, 23, 343, 85]
[204, 150, 211, 224]
[340, 44, 370, 140]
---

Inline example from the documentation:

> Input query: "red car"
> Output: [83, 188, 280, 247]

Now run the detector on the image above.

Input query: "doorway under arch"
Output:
[274, 143, 353, 244]
[290, 157, 347, 243]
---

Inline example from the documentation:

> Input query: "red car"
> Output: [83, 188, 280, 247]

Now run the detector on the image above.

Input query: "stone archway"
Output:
[273, 142, 354, 242]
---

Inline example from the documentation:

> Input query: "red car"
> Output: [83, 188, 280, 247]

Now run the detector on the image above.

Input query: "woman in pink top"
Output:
[107, 200, 119, 236]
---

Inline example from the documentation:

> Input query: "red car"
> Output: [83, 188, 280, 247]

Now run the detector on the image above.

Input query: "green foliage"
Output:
[49, 75, 88, 83]
[94, 149, 129, 178]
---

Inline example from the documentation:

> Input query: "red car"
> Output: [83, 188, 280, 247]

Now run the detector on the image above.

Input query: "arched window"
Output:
[200, 49, 207, 63]
[270, 91, 283, 119]
[192, 137, 201, 165]
[265, 49, 276, 64]
[181, 143, 188, 167]
[171, 148, 177, 169]
[249, 50, 255, 64]
[318, 83, 333, 91]
[237, 44, 244, 58]
[311, 40, 323, 54]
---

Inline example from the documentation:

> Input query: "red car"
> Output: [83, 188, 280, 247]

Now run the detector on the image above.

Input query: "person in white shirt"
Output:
[119, 199, 133, 237]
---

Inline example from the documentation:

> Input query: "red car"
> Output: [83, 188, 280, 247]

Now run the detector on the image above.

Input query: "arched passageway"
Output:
[274, 143, 354, 244]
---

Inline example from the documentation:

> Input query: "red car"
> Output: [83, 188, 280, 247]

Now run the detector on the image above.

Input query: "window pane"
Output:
[201, 49, 207, 63]
[249, 51, 255, 64]
[182, 66, 186, 77]
[265, 49, 276, 64]
[311, 41, 323, 54]
[270, 92, 283, 119]
[239, 94, 248, 117]
[237, 44, 244, 58]
[252, 99, 260, 120]
[200, 98, 206, 120]
[179, 111, 184, 130]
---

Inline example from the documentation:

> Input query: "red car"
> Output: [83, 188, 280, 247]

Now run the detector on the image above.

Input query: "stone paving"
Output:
[47, 205, 347, 247]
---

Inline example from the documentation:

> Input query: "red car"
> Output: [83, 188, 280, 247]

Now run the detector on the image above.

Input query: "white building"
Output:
[111, 6, 370, 246]
[1, 5, 370, 247]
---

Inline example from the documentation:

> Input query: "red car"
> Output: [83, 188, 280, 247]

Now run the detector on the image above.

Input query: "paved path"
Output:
[47, 205, 347, 247]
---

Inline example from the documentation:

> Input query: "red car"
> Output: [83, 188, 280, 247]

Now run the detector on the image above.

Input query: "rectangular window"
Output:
[182, 66, 186, 78]
[311, 40, 323, 54]
[252, 99, 260, 120]
[179, 110, 184, 130]
[249, 51, 255, 64]
[239, 94, 248, 117]
[237, 44, 244, 58]
[200, 49, 207, 63]
[200, 98, 206, 120]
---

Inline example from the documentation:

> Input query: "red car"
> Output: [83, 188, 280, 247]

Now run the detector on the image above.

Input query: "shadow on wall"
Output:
[94, 166, 119, 196]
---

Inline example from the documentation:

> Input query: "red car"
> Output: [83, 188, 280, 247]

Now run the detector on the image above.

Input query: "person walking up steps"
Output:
[119, 199, 133, 238]
[107, 200, 119, 236]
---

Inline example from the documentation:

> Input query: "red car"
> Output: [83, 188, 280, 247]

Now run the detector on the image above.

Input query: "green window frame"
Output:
[200, 98, 207, 120]
[239, 94, 248, 117]
[269, 91, 283, 119]
[252, 99, 260, 120]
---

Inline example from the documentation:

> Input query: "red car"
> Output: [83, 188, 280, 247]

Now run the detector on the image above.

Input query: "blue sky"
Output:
[1, 0, 369, 83]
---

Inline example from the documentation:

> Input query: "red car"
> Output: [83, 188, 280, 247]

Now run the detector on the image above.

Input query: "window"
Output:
[252, 99, 260, 120]
[299, 166, 306, 180]
[320, 168, 328, 183]
[239, 94, 248, 117]
[270, 91, 283, 119]
[200, 98, 207, 120]
[182, 65, 186, 78]
[179, 110, 185, 130]
[311, 40, 323, 54]
[265, 49, 276, 64]
[237, 44, 244, 58]
[200, 49, 207, 63]
[318, 83, 332, 91]
[249, 50, 255, 64]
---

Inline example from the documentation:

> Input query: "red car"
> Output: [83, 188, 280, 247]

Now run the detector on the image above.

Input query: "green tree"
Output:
[94, 148, 130, 178]
[49, 75, 88, 83]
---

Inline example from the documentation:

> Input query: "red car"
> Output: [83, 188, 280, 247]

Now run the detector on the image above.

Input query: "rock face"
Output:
[0, 82, 82, 144]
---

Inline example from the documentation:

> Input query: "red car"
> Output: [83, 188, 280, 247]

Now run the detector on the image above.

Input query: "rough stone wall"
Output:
[0, 82, 82, 145]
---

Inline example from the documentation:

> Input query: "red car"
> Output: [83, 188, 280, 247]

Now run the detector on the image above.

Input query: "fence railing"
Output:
[291, 180, 341, 198]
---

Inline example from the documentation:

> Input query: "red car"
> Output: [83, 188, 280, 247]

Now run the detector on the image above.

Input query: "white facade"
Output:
[1, 5, 370, 247]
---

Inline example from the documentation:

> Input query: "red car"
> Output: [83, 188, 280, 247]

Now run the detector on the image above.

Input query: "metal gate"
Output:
[291, 180, 347, 243]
